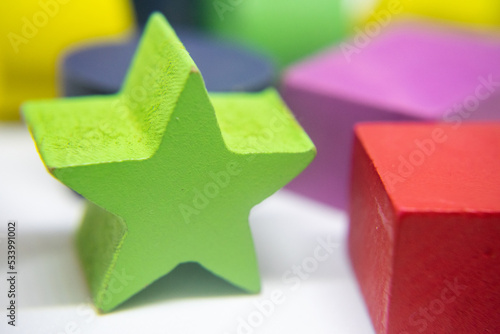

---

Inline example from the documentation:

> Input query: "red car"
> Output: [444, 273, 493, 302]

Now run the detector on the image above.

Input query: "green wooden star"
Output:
[23, 13, 315, 312]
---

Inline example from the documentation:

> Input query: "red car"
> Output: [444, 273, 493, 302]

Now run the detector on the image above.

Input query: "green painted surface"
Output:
[203, 0, 348, 66]
[23, 13, 315, 312]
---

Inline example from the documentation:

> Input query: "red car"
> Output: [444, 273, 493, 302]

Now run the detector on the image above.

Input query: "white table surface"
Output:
[0, 124, 374, 333]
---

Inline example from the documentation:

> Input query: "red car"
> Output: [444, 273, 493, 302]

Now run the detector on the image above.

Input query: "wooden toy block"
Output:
[202, 0, 347, 66]
[281, 22, 500, 209]
[0, 0, 134, 121]
[349, 122, 500, 334]
[370, 0, 500, 29]
[132, 0, 203, 28]
[23, 14, 315, 312]
[61, 29, 275, 97]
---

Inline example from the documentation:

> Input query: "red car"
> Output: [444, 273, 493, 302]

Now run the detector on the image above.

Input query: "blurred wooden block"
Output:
[61, 29, 275, 96]
[0, 0, 134, 121]
[349, 122, 500, 334]
[281, 22, 500, 209]
[132, 0, 202, 27]
[202, 0, 347, 66]
[370, 0, 500, 29]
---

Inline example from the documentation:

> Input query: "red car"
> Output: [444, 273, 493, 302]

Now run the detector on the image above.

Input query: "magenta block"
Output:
[281, 22, 500, 209]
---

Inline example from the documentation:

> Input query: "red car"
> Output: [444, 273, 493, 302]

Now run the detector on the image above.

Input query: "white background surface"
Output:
[0, 124, 375, 333]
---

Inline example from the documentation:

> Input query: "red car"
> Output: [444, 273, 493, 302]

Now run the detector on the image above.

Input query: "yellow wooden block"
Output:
[371, 0, 500, 29]
[0, 0, 134, 121]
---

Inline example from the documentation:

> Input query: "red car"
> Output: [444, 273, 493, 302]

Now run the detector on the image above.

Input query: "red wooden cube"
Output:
[349, 122, 500, 334]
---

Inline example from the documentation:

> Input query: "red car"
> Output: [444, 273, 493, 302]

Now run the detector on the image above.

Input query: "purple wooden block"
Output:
[282, 22, 500, 209]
